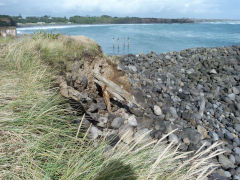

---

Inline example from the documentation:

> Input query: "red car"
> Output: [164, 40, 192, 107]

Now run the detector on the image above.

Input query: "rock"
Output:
[233, 87, 240, 95]
[218, 155, 236, 169]
[186, 68, 195, 74]
[168, 133, 179, 144]
[217, 168, 232, 178]
[111, 117, 124, 129]
[235, 155, 240, 165]
[128, 115, 138, 127]
[119, 124, 134, 144]
[88, 126, 102, 140]
[229, 154, 236, 164]
[235, 124, 240, 133]
[223, 171, 232, 178]
[225, 131, 234, 141]
[128, 65, 137, 72]
[96, 116, 108, 128]
[201, 140, 212, 147]
[181, 128, 201, 145]
[97, 101, 107, 110]
[137, 114, 154, 129]
[197, 125, 209, 139]
[87, 103, 98, 112]
[134, 128, 152, 143]
[234, 138, 240, 146]
[237, 167, 240, 175]
[210, 69, 217, 74]
[166, 107, 178, 122]
[153, 105, 162, 116]
[236, 103, 240, 111]
[209, 173, 229, 180]
[228, 93, 236, 101]
[183, 137, 191, 145]
[209, 131, 219, 141]
[181, 111, 192, 120]
[155, 120, 167, 132]
[234, 147, 240, 156]
[233, 175, 240, 180]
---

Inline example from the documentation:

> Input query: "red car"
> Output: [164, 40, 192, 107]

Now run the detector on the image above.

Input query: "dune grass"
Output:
[0, 34, 223, 180]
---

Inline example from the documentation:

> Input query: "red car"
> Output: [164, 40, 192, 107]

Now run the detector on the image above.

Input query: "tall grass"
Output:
[0, 35, 223, 179]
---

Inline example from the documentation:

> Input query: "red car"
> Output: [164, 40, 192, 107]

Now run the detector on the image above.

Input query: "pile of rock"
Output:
[62, 45, 240, 179]
[115, 46, 240, 179]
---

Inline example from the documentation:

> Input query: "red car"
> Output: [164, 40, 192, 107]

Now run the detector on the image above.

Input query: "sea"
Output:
[17, 22, 240, 55]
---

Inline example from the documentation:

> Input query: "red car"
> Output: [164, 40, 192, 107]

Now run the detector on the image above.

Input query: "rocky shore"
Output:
[116, 46, 240, 179]
[62, 45, 240, 179]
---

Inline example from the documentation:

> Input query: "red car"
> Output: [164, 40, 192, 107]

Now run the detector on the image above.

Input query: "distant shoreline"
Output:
[16, 20, 240, 28]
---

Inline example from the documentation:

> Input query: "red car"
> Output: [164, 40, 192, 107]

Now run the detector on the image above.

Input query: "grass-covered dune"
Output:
[0, 34, 223, 179]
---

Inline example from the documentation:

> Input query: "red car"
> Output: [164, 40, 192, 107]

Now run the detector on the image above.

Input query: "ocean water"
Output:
[17, 22, 240, 55]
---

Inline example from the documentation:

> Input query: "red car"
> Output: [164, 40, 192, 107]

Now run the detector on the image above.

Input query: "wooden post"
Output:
[117, 37, 119, 49]
[112, 37, 115, 48]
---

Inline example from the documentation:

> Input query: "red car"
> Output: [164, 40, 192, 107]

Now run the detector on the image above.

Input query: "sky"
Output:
[0, 0, 240, 19]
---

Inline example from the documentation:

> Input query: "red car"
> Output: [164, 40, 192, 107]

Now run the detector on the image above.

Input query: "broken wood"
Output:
[93, 73, 141, 109]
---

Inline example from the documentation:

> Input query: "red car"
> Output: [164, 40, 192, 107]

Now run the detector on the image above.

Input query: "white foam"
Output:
[16, 24, 123, 31]
[200, 21, 240, 25]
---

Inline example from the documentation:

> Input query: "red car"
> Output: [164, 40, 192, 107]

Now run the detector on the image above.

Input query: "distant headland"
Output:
[1, 15, 239, 27]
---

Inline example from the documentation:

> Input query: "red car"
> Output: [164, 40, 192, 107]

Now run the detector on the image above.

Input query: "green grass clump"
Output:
[33, 31, 61, 40]
[0, 36, 223, 180]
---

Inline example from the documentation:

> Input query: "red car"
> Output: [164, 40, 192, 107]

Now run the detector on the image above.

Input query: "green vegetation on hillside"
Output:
[0, 15, 16, 26]
[0, 34, 222, 179]
[11, 15, 194, 25]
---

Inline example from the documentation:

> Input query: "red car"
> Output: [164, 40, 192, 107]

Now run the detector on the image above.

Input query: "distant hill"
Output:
[12, 15, 195, 26]
[0, 15, 16, 27]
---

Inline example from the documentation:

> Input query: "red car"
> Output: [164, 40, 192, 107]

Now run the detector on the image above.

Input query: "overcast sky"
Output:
[0, 0, 239, 19]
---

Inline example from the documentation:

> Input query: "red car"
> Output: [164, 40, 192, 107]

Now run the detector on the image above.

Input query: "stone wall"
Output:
[0, 27, 17, 37]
